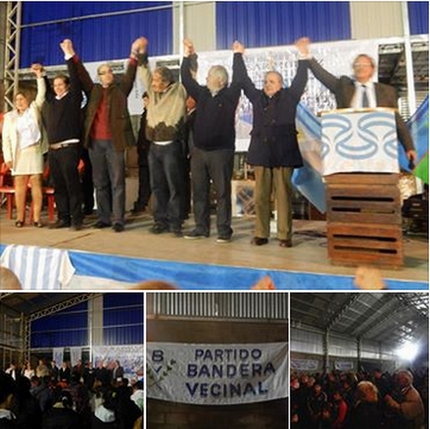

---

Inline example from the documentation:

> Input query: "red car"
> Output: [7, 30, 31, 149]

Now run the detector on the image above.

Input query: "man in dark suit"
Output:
[234, 40, 308, 248]
[297, 37, 416, 163]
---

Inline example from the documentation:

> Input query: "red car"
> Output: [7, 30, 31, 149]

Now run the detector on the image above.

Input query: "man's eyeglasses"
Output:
[353, 63, 373, 69]
[98, 70, 113, 76]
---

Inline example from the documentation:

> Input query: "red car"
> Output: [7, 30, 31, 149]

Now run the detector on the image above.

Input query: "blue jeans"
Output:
[89, 139, 125, 225]
[148, 140, 184, 230]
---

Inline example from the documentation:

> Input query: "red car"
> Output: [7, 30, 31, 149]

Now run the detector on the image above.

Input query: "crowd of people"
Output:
[0, 358, 143, 429]
[1, 36, 416, 245]
[290, 368, 427, 429]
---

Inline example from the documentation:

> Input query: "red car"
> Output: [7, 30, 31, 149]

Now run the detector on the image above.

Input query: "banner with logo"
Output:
[147, 342, 288, 405]
[290, 358, 320, 372]
[92, 345, 144, 382]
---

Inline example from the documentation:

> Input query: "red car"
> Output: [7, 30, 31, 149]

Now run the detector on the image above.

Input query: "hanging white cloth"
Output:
[0, 244, 75, 290]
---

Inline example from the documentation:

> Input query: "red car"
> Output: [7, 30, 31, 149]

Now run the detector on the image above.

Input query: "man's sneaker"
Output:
[149, 223, 169, 234]
[112, 223, 124, 233]
[216, 234, 232, 243]
[184, 229, 209, 239]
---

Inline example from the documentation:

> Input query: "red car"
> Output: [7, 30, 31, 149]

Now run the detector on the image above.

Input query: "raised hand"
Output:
[132, 37, 147, 54]
[295, 37, 310, 55]
[232, 40, 245, 54]
[183, 38, 195, 57]
[30, 63, 44, 78]
[60, 39, 75, 56]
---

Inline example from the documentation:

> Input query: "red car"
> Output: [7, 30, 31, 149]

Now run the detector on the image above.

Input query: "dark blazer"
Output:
[235, 53, 308, 167]
[70, 55, 137, 152]
[180, 55, 242, 152]
[308, 57, 414, 152]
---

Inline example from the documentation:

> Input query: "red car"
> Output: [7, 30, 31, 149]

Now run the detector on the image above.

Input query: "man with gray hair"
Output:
[233, 39, 308, 248]
[181, 39, 242, 243]
[138, 38, 188, 237]
[385, 369, 425, 429]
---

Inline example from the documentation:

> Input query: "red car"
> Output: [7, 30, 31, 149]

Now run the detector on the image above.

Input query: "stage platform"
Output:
[0, 211, 428, 290]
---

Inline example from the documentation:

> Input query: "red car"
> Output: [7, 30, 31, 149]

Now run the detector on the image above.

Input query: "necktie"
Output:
[362, 85, 369, 108]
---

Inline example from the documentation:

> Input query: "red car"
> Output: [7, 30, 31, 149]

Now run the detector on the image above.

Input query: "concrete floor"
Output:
[0, 209, 428, 286]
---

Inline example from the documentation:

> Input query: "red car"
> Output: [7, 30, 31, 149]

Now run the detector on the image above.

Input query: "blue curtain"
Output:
[31, 302, 88, 348]
[103, 294, 144, 345]
[20, 1, 173, 67]
[408, 2, 429, 35]
[216, 2, 351, 49]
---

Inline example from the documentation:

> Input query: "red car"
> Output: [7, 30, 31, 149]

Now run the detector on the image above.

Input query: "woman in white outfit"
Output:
[2, 64, 47, 227]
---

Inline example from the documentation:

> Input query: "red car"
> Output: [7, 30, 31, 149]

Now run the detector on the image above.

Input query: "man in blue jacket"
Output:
[181, 39, 242, 243]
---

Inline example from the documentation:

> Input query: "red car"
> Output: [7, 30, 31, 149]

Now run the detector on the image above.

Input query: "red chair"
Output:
[0, 162, 16, 219]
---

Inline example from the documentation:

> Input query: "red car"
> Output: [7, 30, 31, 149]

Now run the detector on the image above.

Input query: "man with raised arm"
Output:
[234, 40, 308, 248]
[137, 37, 188, 237]
[43, 43, 84, 231]
[61, 38, 143, 232]
[297, 37, 416, 163]
[181, 39, 242, 243]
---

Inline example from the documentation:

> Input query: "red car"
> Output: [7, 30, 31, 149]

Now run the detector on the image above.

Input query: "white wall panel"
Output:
[290, 328, 324, 354]
[173, 1, 216, 54]
[329, 335, 357, 357]
[350, 2, 404, 39]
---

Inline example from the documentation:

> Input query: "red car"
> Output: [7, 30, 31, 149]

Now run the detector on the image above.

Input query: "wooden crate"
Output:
[326, 173, 403, 268]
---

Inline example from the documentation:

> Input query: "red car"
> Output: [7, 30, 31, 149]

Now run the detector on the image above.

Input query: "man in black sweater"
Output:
[181, 39, 242, 243]
[43, 43, 84, 230]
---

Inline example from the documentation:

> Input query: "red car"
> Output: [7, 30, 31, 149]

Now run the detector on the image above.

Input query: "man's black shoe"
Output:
[112, 223, 124, 233]
[184, 229, 210, 239]
[251, 237, 269, 246]
[149, 224, 169, 234]
[49, 219, 71, 229]
[93, 221, 112, 229]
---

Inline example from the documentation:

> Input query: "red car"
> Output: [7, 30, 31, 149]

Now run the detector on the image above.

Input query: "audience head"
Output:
[142, 91, 149, 108]
[206, 65, 228, 92]
[263, 71, 283, 97]
[396, 369, 413, 388]
[103, 389, 118, 411]
[0, 267, 22, 289]
[357, 380, 379, 403]
[0, 372, 16, 408]
[57, 390, 73, 408]
[130, 280, 179, 290]
[152, 67, 174, 93]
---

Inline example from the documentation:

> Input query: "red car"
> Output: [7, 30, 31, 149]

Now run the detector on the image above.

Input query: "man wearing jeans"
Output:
[181, 39, 241, 243]
[138, 38, 188, 237]
[62, 38, 142, 232]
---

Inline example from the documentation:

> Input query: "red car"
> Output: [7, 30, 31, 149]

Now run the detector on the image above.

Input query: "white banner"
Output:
[290, 358, 320, 371]
[52, 348, 64, 368]
[70, 347, 82, 368]
[334, 360, 354, 371]
[147, 342, 288, 405]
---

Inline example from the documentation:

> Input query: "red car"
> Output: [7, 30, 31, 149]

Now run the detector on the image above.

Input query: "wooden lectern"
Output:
[321, 108, 403, 269]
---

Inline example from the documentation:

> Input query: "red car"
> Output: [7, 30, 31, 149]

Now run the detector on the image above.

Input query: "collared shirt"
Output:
[15, 108, 41, 150]
[55, 90, 70, 100]
[351, 81, 376, 109]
